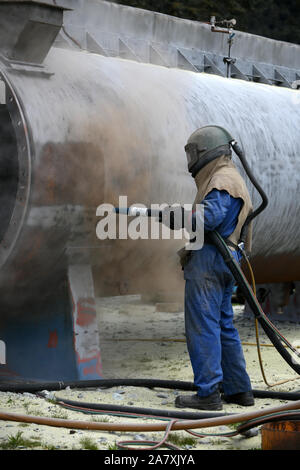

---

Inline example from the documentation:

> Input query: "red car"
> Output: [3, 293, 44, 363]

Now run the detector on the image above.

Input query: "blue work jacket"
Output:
[184, 189, 243, 280]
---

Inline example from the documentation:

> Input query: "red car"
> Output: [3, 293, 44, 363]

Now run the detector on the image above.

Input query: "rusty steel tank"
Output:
[0, 0, 299, 381]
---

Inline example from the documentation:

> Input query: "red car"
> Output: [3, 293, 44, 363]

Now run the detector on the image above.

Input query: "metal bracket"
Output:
[177, 50, 198, 72]
[0, 1, 68, 64]
[251, 65, 272, 85]
[149, 45, 168, 67]
[203, 55, 224, 76]
[273, 69, 292, 88]
[119, 38, 140, 62]
[86, 32, 108, 56]
[230, 63, 249, 81]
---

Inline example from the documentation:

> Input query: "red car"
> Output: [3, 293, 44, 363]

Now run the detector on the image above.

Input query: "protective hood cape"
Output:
[193, 154, 253, 252]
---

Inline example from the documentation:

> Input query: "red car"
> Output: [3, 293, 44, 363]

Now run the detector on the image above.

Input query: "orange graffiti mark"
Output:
[48, 330, 58, 348]
[76, 298, 96, 327]
[76, 351, 103, 377]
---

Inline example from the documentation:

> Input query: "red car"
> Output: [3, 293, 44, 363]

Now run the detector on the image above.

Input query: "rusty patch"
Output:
[47, 330, 58, 348]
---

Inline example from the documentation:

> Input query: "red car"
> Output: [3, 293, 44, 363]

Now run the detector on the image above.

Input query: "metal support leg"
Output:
[0, 265, 102, 381]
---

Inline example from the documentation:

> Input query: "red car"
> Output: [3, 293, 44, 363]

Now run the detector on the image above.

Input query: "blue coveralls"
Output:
[184, 188, 252, 397]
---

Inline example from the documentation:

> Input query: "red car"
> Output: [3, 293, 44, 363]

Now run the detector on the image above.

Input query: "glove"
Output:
[158, 206, 185, 230]
[177, 247, 192, 268]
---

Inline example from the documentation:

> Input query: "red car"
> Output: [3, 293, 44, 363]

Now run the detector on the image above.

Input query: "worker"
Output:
[161, 125, 255, 410]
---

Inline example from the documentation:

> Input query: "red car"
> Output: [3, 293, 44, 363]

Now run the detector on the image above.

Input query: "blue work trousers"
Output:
[184, 247, 252, 397]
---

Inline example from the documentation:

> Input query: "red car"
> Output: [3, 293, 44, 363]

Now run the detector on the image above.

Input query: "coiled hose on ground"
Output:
[0, 398, 300, 450]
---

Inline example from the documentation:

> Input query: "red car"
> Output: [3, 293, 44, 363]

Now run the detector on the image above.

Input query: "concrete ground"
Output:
[0, 294, 300, 451]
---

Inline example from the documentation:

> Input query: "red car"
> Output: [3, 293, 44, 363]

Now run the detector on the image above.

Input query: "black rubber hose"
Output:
[50, 393, 300, 420]
[52, 396, 233, 420]
[0, 378, 197, 393]
[1, 377, 300, 400]
[208, 231, 300, 376]
[231, 141, 269, 243]
[252, 390, 300, 401]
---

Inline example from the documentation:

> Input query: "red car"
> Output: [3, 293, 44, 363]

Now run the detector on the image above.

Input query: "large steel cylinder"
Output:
[0, 0, 299, 381]
[0, 44, 300, 309]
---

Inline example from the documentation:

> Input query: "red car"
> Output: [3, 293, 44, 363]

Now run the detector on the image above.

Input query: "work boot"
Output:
[175, 390, 223, 410]
[223, 391, 255, 406]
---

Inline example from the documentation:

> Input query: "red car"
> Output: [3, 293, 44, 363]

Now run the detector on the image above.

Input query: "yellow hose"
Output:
[242, 253, 300, 388]
[103, 338, 300, 348]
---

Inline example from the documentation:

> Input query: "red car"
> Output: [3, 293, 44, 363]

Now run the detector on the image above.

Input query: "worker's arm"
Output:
[191, 189, 239, 232]
[159, 189, 242, 233]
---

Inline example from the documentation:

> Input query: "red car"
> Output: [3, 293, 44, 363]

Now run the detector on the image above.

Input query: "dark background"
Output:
[108, 0, 300, 45]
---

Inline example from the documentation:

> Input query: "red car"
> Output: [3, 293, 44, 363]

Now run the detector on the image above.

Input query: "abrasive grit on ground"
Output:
[0, 295, 300, 451]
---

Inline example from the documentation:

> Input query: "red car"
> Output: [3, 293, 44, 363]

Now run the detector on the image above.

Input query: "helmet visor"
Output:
[185, 143, 199, 170]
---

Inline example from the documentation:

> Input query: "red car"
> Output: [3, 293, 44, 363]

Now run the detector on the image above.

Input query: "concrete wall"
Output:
[2, 1, 298, 71]
[55, 0, 300, 70]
